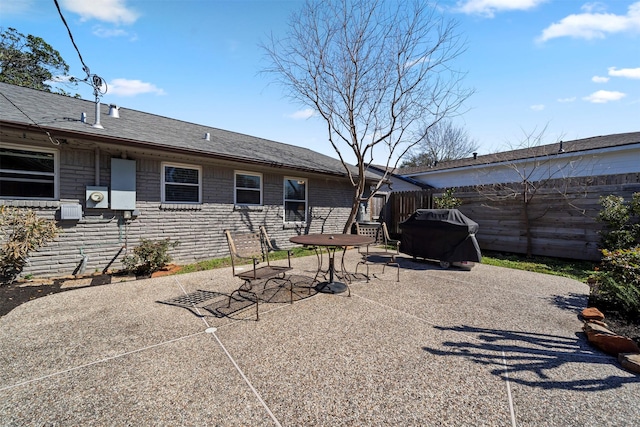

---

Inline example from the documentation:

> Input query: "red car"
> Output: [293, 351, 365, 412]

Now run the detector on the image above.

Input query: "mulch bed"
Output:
[1, 281, 65, 317]
[605, 316, 640, 347]
[0, 265, 186, 317]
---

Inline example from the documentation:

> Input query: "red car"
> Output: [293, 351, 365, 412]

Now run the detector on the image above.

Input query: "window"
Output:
[0, 145, 57, 199]
[235, 171, 262, 205]
[284, 177, 307, 223]
[162, 163, 201, 203]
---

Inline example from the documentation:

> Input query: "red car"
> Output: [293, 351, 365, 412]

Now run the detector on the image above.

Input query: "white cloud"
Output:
[581, 2, 607, 13]
[557, 97, 576, 103]
[456, 0, 547, 18]
[405, 56, 429, 69]
[538, 1, 640, 42]
[92, 26, 133, 39]
[287, 109, 316, 120]
[591, 75, 610, 83]
[530, 104, 545, 111]
[583, 90, 626, 103]
[608, 66, 640, 79]
[0, 0, 32, 14]
[49, 75, 75, 83]
[107, 79, 165, 96]
[61, 0, 139, 25]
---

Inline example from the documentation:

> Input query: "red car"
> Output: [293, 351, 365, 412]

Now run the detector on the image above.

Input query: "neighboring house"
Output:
[387, 132, 640, 261]
[366, 164, 430, 193]
[362, 164, 429, 222]
[397, 132, 640, 188]
[0, 82, 367, 278]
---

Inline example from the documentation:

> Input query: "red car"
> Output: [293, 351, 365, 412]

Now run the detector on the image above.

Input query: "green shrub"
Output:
[122, 238, 179, 276]
[434, 188, 462, 209]
[597, 193, 640, 250]
[589, 247, 640, 319]
[0, 207, 59, 283]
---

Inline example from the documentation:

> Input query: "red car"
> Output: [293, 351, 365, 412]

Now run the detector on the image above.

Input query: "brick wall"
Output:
[2, 140, 354, 278]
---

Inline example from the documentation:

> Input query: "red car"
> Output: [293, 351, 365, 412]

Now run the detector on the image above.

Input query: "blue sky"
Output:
[1, 0, 639, 164]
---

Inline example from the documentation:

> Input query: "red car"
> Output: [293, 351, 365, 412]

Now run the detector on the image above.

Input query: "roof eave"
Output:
[1, 120, 351, 178]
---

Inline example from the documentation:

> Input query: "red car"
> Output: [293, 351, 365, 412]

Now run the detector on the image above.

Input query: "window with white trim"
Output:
[284, 177, 307, 223]
[162, 163, 201, 203]
[0, 145, 58, 199]
[235, 171, 262, 205]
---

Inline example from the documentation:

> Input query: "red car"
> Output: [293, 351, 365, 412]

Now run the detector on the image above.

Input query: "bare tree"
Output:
[262, 0, 472, 232]
[474, 126, 591, 257]
[401, 120, 478, 167]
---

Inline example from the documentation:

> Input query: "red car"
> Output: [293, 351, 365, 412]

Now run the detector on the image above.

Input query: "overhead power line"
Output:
[0, 91, 60, 145]
[52, 0, 107, 97]
[53, 0, 90, 78]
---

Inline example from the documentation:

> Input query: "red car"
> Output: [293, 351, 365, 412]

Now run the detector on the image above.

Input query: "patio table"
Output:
[290, 233, 374, 294]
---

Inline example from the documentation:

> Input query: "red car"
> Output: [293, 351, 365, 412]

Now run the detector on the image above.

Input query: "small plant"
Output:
[122, 238, 179, 276]
[589, 247, 640, 320]
[433, 188, 462, 209]
[597, 193, 640, 250]
[0, 207, 59, 283]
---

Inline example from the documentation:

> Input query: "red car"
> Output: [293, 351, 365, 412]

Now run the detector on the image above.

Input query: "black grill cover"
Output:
[399, 209, 481, 262]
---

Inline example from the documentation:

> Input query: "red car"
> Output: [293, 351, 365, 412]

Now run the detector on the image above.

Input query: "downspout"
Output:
[95, 147, 100, 186]
[78, 248, 88, 275]
[76, 147, 102, 277]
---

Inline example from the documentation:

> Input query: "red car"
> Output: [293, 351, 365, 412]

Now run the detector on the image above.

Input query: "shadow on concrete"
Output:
[157, 274, 318, 321]
[549, 292, 588, 315]
[422, 324, 640, 391]
[0, 274, 117, 317]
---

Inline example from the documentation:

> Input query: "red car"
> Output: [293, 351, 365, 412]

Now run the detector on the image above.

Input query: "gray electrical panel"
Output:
[111, 158, 136, 210]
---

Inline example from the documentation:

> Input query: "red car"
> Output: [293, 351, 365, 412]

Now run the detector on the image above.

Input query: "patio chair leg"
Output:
[289, 280, 294, 304]
[227, 287, 260, 321]
[381, 261, 400, 282]
[355, 259, 372, 282]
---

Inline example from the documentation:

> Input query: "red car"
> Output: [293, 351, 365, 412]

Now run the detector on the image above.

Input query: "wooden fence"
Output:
[386, 190, 434, 234]
[385, 173, 640, 261]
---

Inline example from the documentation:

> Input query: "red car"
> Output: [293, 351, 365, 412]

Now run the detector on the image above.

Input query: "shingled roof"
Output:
[366, 164, 433, 189]
[399, 131, 640, 176]
[0, 82, 357, 177]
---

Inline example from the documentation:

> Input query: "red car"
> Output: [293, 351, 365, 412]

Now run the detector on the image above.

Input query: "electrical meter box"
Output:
[111, 158, 136, 210]
[86, 186, 109, 209]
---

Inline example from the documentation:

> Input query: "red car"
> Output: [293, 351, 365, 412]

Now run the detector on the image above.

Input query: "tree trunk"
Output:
[523, 182, 533, 258]
[342, 193, 361, 234]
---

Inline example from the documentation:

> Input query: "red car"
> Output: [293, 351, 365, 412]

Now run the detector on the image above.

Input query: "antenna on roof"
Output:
[90, 75, 107, 129]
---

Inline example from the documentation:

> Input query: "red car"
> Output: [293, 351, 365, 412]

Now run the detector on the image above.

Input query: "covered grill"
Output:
[399, 209, 482, 267]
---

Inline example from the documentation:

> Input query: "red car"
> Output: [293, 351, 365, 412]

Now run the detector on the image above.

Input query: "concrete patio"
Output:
[1, 250, 638, 426]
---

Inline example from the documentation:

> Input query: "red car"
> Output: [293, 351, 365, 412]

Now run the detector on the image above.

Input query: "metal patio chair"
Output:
[354, 222, 400, 282]
[224, 226, 294, 320]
